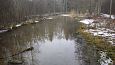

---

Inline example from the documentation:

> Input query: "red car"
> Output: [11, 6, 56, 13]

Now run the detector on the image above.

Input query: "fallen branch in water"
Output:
[12, 47, 34, 56]
[0, 47, 34, 60]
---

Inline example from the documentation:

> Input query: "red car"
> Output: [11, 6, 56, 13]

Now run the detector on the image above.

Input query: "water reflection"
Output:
[0, 16, 99, 65]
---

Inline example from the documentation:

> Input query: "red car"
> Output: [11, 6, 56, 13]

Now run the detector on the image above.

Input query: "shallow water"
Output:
[0, 16, 99, 65]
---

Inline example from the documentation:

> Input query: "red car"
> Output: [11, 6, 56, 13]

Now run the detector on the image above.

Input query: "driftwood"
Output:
[12, 47, 34, 57]
[8, 47, 34, 64]
[0, 47, 34, 59]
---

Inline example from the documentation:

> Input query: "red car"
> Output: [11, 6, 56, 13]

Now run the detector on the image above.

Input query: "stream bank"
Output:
[76, 20, 115, 65]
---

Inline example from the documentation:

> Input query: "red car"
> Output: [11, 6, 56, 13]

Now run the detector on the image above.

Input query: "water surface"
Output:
[0, 16, 99, 65]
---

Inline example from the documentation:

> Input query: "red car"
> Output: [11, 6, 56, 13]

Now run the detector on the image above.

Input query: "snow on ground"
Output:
[16, 24, 22, 27]
[79, 19, 94, 24]
[79, 19, 115, 45]
[46, 17, 53, 19]
[99, 51, 113, 65]
[35, 21, 39, 23]
[88, 28, 115, 65]
[84, 28, 115, 45]
[60, 14, 71, 17]
[0, 30, 8, 33]
[101, 14, 115, 19]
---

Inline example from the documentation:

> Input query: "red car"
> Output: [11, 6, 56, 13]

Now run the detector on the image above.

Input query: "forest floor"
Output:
[76, 14, 115, 65]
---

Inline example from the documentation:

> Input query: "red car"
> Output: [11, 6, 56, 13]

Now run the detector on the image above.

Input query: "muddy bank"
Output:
[76, 22, 115, 65]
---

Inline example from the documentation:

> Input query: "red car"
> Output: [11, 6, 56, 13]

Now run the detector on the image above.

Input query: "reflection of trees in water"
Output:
[63, 17, 80, 40]
[74, 35, 100, 65]
[0, 17, 80, 65]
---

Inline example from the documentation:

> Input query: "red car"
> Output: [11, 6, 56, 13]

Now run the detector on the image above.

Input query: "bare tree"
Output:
[110, 0, 113, 18]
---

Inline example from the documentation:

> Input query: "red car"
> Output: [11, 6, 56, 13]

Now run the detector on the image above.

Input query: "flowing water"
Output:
[0, 16, 100, 65]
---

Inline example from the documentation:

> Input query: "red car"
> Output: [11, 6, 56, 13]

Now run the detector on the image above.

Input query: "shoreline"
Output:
[76, 20, 115, 65]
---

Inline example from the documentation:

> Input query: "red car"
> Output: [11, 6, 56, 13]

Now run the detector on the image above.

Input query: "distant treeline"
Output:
[0, 0, 115, 28]
[0, 0, 67, 26]
[101, 0, 115, 15]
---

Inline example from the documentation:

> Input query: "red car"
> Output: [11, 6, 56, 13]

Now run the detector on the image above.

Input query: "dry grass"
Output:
[77, 24, 115, 61]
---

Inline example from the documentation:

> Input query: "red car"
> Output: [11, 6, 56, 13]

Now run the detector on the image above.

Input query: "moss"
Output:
[77, 23, 115, 62]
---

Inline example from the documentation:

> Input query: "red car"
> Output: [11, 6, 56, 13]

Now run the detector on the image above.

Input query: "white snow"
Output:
[111, 15, 115, 19]
[102, 14, 110, 18]
[111, 34, 115, 38]
[80, 18, 115, 45]
[46, 17, 53, 19]
[80, 18, 114, 64]
[16, 24, 22, 27]
[35, 21, 39, 23]
[79, 19, 94, 24]
[108, 41, 114, 45]
[60, 14, 71, 17]
[98, 31, 104, 35]
[0, 30, 8, 33]
[99, 51, 113, 65]
[85, 28, 115, 45]
[101, 14, 115, 19]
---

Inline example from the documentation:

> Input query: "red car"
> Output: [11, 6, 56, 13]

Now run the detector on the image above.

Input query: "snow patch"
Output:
[99, 51, 113, 65]
[85, 28, 115, 45]
[79, 19, 94, 24]
[101, 14, 115, 19]
[35, 21, 39, 23]
[46, 17, 53, 19]
[60, 14, 71, 17]
[16, 24, 22, 27]
[0, 30, 8, 33]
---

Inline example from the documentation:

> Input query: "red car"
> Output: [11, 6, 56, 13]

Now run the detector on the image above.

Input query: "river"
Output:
[0, 16, 100, 65]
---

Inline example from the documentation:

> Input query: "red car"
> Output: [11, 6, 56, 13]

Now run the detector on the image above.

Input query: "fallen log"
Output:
[0, 47, 34, 59]
[12, 47, 34, 56]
